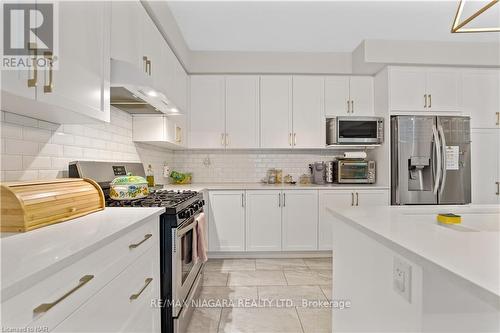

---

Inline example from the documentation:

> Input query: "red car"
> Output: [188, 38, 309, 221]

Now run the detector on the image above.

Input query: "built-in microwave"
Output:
[326, 117, 384, 145]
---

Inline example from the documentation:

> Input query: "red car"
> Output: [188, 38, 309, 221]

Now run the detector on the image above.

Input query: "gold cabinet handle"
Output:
[424, 94, 427, 108]
[225, 133, 229, 146]
[129, 234, 152, 249]
[33, 275, 94, 313]
[356, 192, 359, 206]
[27, 43, 37, 87]
[175, 126, 182, 143]
[143, 56, 148, 74]
[429, 94, 432, 108]
[147, 59, 151, 75]
[130, 278, 153, 301]
[221, 133, 225, 146]
[351, 192, 354, 206]
[496, 112, 499, 126]
[351, 100, 354, 113]
[293, 133, 297, 146]
[43, 51, 53, 93]
[496, 182, 499, 195]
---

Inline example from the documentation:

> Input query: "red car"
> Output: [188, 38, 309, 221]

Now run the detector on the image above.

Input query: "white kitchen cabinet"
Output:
[325, 76, 374, 116]
[143, 14, 163, 81]
[319, 189, 389, 250]
[132, 115, 184, 149]
[110, 1, 144, 69]
[53, 246, 160, 333]
[172, 60, 188, 113]
[463, 69, 500, 129]
[225, 76, 260, 149]
[471, 129, 500, 204]
[1, 1, 110, 124]
[208, 191, 246, 252]
[389, 67, 461, 113]
[260, 76, 293, 148]
[282, 190, 318, 251]
[245, 190, 282, 251]
[349, 76, 374, 116]
[292, 76, 324, 148]
[189, 76, 226, 149]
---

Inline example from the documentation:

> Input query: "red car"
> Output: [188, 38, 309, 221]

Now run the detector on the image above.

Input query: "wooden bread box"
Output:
[1, 178, 105, 232]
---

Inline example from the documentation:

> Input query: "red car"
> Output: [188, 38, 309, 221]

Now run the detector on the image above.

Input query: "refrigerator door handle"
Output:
[432, 125, 442, 195]
[438, 124, 447, 196]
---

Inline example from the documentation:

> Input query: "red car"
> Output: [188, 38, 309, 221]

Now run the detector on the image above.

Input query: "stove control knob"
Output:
[178, 212, 184, 219]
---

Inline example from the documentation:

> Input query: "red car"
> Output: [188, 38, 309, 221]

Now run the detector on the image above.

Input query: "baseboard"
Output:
[207, 251, 332, 259]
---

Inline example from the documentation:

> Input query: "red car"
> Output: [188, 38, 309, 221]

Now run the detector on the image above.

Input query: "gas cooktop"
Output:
[106, 189, 202, 215]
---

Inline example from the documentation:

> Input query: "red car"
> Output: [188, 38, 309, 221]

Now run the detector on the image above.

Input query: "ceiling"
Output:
[167, 0, 500, 53]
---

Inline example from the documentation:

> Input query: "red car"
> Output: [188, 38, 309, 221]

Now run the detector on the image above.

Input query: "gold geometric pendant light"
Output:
[451, 0, 500, 33]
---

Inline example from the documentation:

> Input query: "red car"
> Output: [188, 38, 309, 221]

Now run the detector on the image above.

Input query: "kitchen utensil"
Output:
[110, 173, 149, 200]
[0, 178, 105, 232]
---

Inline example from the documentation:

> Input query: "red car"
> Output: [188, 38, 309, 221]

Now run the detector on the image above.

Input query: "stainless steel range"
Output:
[69, 161, 205, 333]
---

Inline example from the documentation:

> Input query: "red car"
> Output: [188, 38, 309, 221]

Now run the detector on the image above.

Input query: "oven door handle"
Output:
[177, 217, 197, 237]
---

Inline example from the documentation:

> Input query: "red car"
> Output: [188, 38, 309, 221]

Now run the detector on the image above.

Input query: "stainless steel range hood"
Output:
[110, 59, 178, 115]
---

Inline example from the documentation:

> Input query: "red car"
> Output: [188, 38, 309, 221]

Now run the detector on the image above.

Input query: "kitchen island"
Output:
[327, 205, 500, 333]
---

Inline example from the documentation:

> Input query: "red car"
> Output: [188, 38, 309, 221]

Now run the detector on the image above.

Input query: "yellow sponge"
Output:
[437, 213, 462, 224]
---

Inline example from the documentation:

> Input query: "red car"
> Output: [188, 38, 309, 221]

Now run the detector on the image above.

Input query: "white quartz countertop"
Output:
[0, 207, 165, 299]
[161, 182, 390, 191]
[327, 205, 500, 298]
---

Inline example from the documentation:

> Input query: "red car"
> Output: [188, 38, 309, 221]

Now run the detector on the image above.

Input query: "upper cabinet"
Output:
[132, 114, 186, 149]
[325, 76, 373, 116]
[462, 69, 500, 129]
[292, 76, 324, 148]
[260, 76, 293, 148]
[189, 75, 226, 149]
[1, 1, 110, 124]
[110, 1, 188, 113]
[225, 76, 260, 149]
[389, 67, 461, 113]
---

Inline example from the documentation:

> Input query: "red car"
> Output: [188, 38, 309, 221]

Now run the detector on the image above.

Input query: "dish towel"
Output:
[196, 212, 208, 263]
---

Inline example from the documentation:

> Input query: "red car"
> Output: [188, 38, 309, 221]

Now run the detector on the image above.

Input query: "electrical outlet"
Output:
[393, 257, 412, 303]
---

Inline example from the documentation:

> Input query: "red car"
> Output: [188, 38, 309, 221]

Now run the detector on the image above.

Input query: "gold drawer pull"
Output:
[33, 275, 94, 314]
[130, 278, 153, 301]
[43, 51, 53, 93]
[129, 234, 152, 249]
[27, 43, 38, 87]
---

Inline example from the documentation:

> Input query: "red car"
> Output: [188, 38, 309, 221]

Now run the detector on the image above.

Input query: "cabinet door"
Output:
[471, 129, 500, 204]
[246, 190, 282, 251]
[389, 68, 427, 111]
[355, 190, 390, 206]
[260, 76, 293, 148]
[208, 191, 245, 252]
[37, 1, 110, 122]
[173, 61, 188, 113]
[52, 247, 160, 333]
[318, 191, 354, 250]
[225, 76, 260, 149]
[426, 69, 461, 112]
[463, 70, 500, 129]
[282, 190, 318, 251]
[132, 116, 167, 142]
[189, 76, 226, 149]
[110, 1, 144, 69]
[349, 76, 374, 116]
[325, 76, 349, 116]
[142, 15, 163, 81]
[292, 76, 324, 148]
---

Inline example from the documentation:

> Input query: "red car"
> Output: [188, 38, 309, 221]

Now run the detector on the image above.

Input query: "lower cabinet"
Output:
[246, 190, 282, 251]
[281, 190, 318, 251]
[208, 191, 246, 252]
[52, 246, 160, 333]
[319, 189, 389, 250]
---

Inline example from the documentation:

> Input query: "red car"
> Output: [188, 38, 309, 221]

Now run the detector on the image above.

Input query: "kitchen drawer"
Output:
[52, 246, 160, 332]
[1, 216, 159, 330]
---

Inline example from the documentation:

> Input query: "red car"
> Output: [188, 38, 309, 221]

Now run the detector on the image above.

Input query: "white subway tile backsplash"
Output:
[5, 139, 39, 155]
[1, 155, 22, 171]
[51, 132, 75, 145]
[23, 127, 52, 142]
[62, 124, 85, 136]
[4, 113, 38, 127]
[1, 123, 23, 139]
[23, 156, 52, 169]
[63, 145, 83, 158]
[38, 120, 61, 131]
[4, 170, 39, 181]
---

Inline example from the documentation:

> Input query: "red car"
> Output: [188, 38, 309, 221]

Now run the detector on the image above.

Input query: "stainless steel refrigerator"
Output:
[391, 116, 471, 205]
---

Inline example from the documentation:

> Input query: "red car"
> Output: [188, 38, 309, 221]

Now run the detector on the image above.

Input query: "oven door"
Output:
[338, 162, 370, 183]
[337, 117, 380, 144]
[172, 214, 203, 318]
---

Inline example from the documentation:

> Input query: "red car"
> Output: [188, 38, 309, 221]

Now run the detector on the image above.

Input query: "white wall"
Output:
[0, 107, 174, 183]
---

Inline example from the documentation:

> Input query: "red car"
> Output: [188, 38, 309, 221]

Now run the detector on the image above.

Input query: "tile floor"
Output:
[186, 258, 333, 333]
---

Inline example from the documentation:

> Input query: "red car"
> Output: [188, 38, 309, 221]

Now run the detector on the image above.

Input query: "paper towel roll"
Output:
[343, 151, 367, 159]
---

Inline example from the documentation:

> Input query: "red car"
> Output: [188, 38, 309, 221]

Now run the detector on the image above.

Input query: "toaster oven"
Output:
[334, 160, 376, 184]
